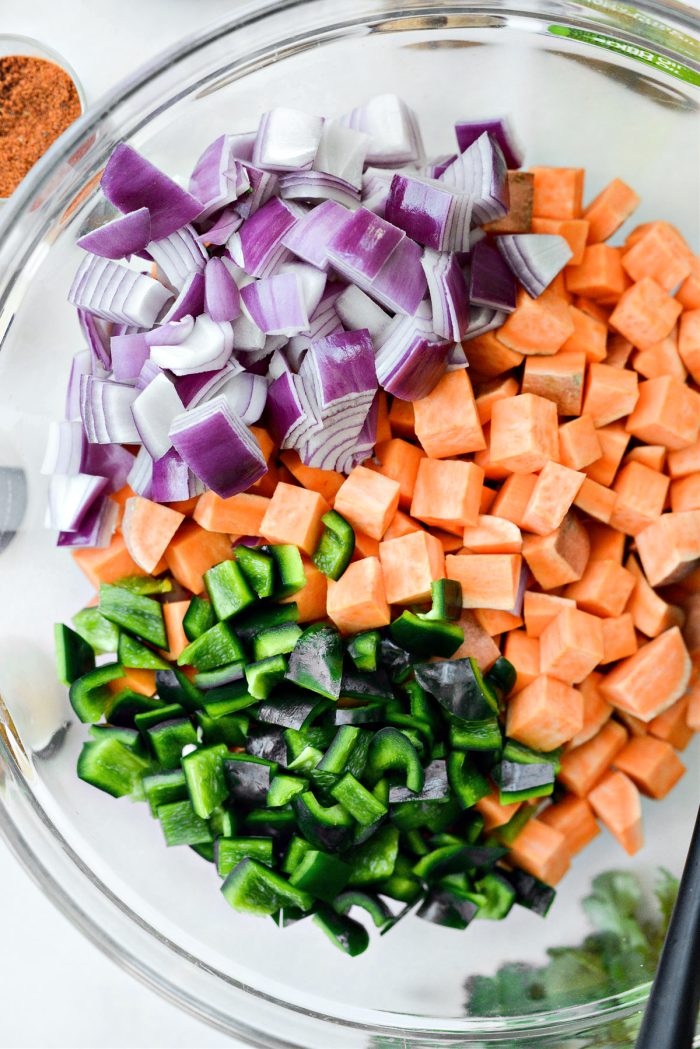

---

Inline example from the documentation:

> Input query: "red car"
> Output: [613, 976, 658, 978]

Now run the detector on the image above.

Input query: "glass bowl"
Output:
[0, 2, 699, 1045]
[0, 34, 86, 204]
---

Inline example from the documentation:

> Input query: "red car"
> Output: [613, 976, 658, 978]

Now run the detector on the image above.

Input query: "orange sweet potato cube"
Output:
[539, 795, 600, 855]
[509, 819, 571, 885]
[475, 792, 522, 831]
[194, 491, 270, 535]
[570, 670, 613, 747]
[613, 736, 685, 799]
[334, 466, 400, 541]
[559, 720, 629, 798]
[449, 611, 501, 670]
[625, 376, 700, 450]
[588, 770, 644, 855]
[531, 166, 584, 219]
[584, 178, 640, 244]
[281, 558, 328, 622]
[475, 375, 520, 424]
[462, 515, 522, 555]
[573, 478, 616, 524]
[490, 473, 538, 529]
[621, 221, 693, 292]
[581, 363, 639, 428]
[523, 592, 576, 638]
[446, 553, 522, 611]
[522, 511, 590, 590]
[163, 522, 232, 595]
[561, 306, 608, 362]
[388, 398, 414, 440]
[599, 625, 691, 721]
[326, 557, 390, 634]
[506, 675, 584, 750]
[371, 438, 425, 511]
[609, 277, 682, 349]
[564, 558, 635, 617]
[532, 217, 589, 266]
[521, 461, 586, 536]
[259, 481, 329, 556]
[635, 510, 700, 587]
[379, 530, 445, 604]
[410, 459, 483, 533]
[521, 352, 586, 416]
[623, 444, 667, 472]
[668, 438, 700, 479]
[587, 522, 625, 563]
[678, 308, 700, 384]
[609, 461, 669, 536]
[503, 630, 541, 693]
[558, 415, 603, 471]
[584, 422, 630, 487]
[498, 288, 575, 355]
[565, 244, 627, 300]
[413, 369, 485, 458]
[464, 331, 524, 376]
[649, 694, 694, 751]
[600, 613, 638, 664]
[670, 473, 700, 513]
[490, 394, 559, 474]
[625, 553, 685, 638]
[539, 606, 604, 684]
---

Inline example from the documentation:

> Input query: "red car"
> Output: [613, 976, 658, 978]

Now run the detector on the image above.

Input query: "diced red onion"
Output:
[41, 420, 84, 476]
[172, 360, 243, 408]
[228, 197, 298, 278]
[235, 163, 278, 219]
[469, 238, 517, 313]
[169, 396, 267, 498]
[253, 108, 324, 172]
[232, 311, 267, 354]
[46, 473, 109, 532]
[101, 144, 203, 241]
[455, 117, 523, 169]
[77, 308, 112, 370]
[198, 207, 242, 247]
[385, 174, 472, 253]
[463, 305, 507, 341]
[496, 234, 573, 298]
[131, 372, 185, 459]
[189, 135, 251, 220]
[281, 200, 349, 272]
[127, 446, 153, 497]
[446, 344, 469, 371]
[375, 309, 450, 400]
[65, 350, 92, 420]
[57, 496, 119, 549]
[136, 359, 163, 390]
[267, 349, 292, 381]
[279, 171, 360, 209]
[346, 235, 427, 316]
[147, 225, 207, 291]
[81, 442, 136, 491]
[326, 207, 404, 281]
[276, 262, 327, 318]
[360, 171, 392, 218]
[160, 270, 205, 323]
[80, 375, 140, 444]
[299, 329, 376, 416]
[266, 372, 307, 447]
[204, 258, 241, 323]
[150, 447, 204, 503]
[508, 565, 531, 618]
[335, 284, 391, 342]
[340, 94, 424, 168]
[150, 314, 234, 375]
[313, 122, 369, 189]
[111, 332, 150, 382]
[69, 255, 172, 327]
[440, 133, 509, 225]
[229, 132, 256, 162]
[240, 273, 309, 337]
[421, 250, 470, 341]
[421, 154, 458, 180]
[218, 372, 268, 425]
[145, 316, 195, 347]
[77, 208, 151, 259]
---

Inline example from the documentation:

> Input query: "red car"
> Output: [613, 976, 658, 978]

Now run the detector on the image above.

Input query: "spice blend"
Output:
[0, 55, 81, 198]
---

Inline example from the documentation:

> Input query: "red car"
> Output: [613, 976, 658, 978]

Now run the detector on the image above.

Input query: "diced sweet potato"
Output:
[625, 553, 685, 639]
[163, 600, 189, 661]
[411, 459, 484, 533]
[668, 438, 700, 479]
[464, 331, 524, 376]
[566, 245, 627, 300]
[573, 478, 616, 524]
[584, 178, 640, 244]
[677, 256, 700, 309]
[503, 630, 541, 693]
[491, 473, 538, 529]
[164, 522, 231, 595]
[521, 462, 586, 536]
[379, 530, 445, 604]
[326, 557, 390, 634]
[498, 287, 575, 355]
[506, 675, 583, 750]
[194, 491, 270, 536]
[539, 606, 604, 684]
[474, 608, 522, 635]
[678, 308, 700, 383]
[280, 558, 327, 622]
[609, 277, 682, 349]
[463, 515, 522, 555]
[521, 352, 586, 416]
[449, 611, 501, 670]
[559, 720, 629, 797]
[588, 770, 643, 855]
[584, 422, 630, 487]
[633, 328, 687, 383]
[558, 415, 603, 471]
[565, 559, 635, 617]
[561, 306, 608, 362]
[625, 376, 700, 451]
[72, 533, 147, 589]
[540, 795, 600, 855]
[490, 393, 559, 474]
[524, 592, 576, 638]
[623, 444, 667, 472]
[278, 450, 345, 504]
[259, 482, 330, 556]
[532, 217, 589, 266]
[648, 694, 694, 751]
[600, 626, 691, 721]
[581, 363, 639, 428]
[635, 510, 700, 586]
[522, 511, 590, 590]
[475, 791, 522, 831]
[587, 522, 626, 563]
[605, 333, 635, 368]
[670, 473, 700, 513]
[600, 613, 638, 664]
[570, 671, 613, 747]
[509, 818, 571, 885]
[621, 221, 693, 292]
[613, 736, 685, 799]
[413, 370, 485, 458]
[475, 375, 521, 424]
[609, 461, 669, 536]
[446, 553, 522, 611]
[388, 398, 414, 440]
[371, 438, 425, 511]
[531, 166, 584, 219]
[334, 466, 400, 541]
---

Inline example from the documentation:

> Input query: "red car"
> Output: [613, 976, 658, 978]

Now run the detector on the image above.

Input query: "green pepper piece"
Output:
[447, 751, 491, 809]
[331, 773, 388, 827]
[268, 544, 307, 598]
[234, 545, 275, 599]
[390, 610, 464, 657]
[293, 791, 354, 852]
[146, 718, 198, 770]
[216, 837, 274, 877]
[314, 726, 370, 786]
[178, 621, 245, 672]
[99, 585, 167, 648]
[281, 835, 314, 875]
[493, 759, 555, 804]
[117, 632, 170, 670]
[312, 510, 355, 581]
[77, 734, 151, 799]
[88, 724, 145, 753]
[253, 623, 303, 662]
[366, 727, 424, 794]
[245, 654, 288, 700]
[142, 769, 188, 816]
[182, 595, 216, 642]
[108, 689, 163, 728]
[209, 805, 235, 839]
[502, 739, 562, 773]
[182, 743, 229, 818]
[495, 802, 536, 845]
[113, 575, 173, 595]
[69, 662, 124, 723]
[390, 796, 460, 833]
[193, 662, 246, 690]
[313, 905, 369, 956]
[417, 579, 463, 622]
[204, 559, 256, 620]
[347, 824, 399, 886]
[285, 624, 343, 700]
[414, 657, 499, 721]
[474, 872, 516, 920]
[289, 850, 351, 902]
[346, 630, 380, 673]
[72, 607, 120, 655]
[379, 638, 414, 683]
[157, 799, 213, 847]
[484, 655, 517, 700]
[196, 711, 248, 748]
[267, 774, 307, 808]
[221, 858, 313, 916]
[191, 841, 216, 862]
[135, 703, 185, 734]
[234, 602, 299, 643]
[155, 668, 204, 712]
[288, 745, 325, 774]
[333, 890, 392, 929]
[55, 623, 95, 686]
[449, 717, 503, 752]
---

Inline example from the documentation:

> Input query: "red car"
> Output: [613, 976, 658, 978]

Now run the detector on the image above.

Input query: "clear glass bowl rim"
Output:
[0, 1, 699, 1044]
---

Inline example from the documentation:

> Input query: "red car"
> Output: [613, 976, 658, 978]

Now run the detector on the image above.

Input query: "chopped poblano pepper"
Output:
[312, 510, 355, 580]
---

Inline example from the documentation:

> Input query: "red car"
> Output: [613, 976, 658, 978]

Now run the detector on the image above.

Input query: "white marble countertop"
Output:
[1, 9, 240, 1045]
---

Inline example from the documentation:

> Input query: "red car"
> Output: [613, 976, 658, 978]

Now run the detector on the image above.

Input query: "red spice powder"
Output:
[0, 55, 82, 198]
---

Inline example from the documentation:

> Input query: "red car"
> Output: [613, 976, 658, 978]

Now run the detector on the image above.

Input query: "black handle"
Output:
[636, 805, 700, 1049]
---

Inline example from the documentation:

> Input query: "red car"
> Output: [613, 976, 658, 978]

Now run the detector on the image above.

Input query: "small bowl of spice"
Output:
[0, 34, 85, 203]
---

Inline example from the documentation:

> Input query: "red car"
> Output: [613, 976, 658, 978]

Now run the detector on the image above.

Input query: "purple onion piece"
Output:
[469, 238, 517, 313]
[455, 117, 524, 169]
[385, 174, 471, 253]
[101, 144, 203, 240]
[253, 108, 324, 172]
[281, 199, 349, 271]
[228, 197, 298, 277]
[421, 250, 470, 342]
[160, 270, 206, 323]
[169, 396, 267, 498]
[77, 208, 151, 259]
[440, 133, 510, 226]
[57, 497, 119, 548]
[496, 234, 573, 299]
[150, 448, 203, 503]
[77, 309, 112, 370]
[204, 257, 241, 322]
[111, 332, 150, 382]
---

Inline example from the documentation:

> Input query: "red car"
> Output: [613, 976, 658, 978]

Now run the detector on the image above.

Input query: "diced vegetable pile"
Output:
[48, 94, 700, 955]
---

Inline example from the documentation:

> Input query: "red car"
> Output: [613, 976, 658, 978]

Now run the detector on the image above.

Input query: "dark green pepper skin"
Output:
[285, 625, 343, 700]
[312, 510, 355, 581]
[389, 611, 464, 658]
[414, 658, 499, 721]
